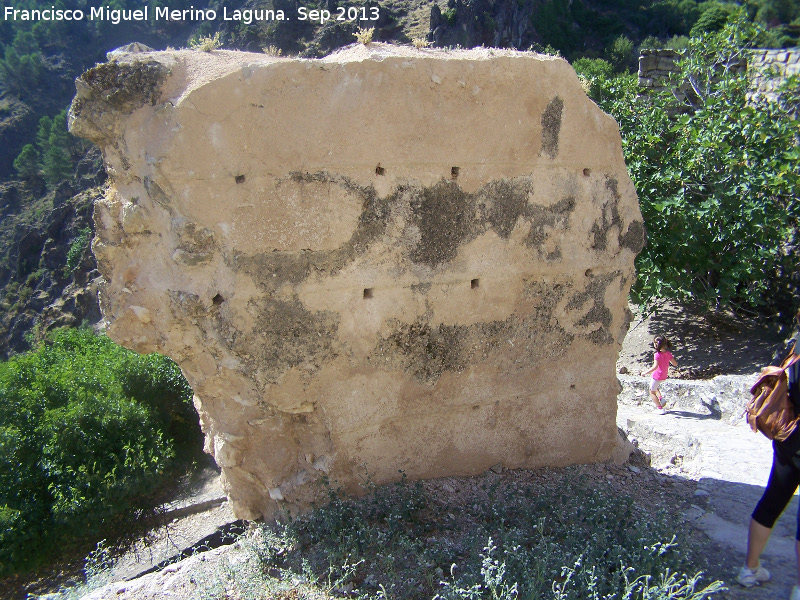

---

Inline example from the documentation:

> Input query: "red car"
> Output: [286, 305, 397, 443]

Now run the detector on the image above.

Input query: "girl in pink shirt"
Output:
[641, 335, 678, 414]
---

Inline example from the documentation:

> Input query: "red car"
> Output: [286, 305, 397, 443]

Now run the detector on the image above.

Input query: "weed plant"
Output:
[110, 472, 723, 600]
[190, 32, 222, 52]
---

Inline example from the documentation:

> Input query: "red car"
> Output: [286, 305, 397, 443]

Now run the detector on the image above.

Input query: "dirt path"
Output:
[616, 303, 798, 599]
[618, 396, 797, 599]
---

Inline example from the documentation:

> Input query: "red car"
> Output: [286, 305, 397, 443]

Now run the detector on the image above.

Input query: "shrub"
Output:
[690, 3, 735, 36]
[354, 27, 375, 44]
[152, 471, 723, 600]
[573, 57, 614, 79]
[0, 327, 199, 576]
[606, 34, 635, 72]
[65, 227, 91, 275]
[190, 32, 222, 52]
[262, 45, 282, 56]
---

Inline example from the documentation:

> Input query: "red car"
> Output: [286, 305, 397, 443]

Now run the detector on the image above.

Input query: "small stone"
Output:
[489, 463, 503, 474]
[628, 465, 641, 474]
[694, 489, 710, 497]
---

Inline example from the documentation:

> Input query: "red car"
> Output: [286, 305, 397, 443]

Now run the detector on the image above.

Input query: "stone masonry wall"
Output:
[69, 44, 643, 520]
[638, 48, 800, 102]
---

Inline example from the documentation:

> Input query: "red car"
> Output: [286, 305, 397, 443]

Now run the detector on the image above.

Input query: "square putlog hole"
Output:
[363, 288, 374, 299]
[471, 278, 480, 289]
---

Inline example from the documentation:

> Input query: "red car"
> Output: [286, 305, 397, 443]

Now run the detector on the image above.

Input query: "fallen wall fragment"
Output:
[69, 43, 643, 519]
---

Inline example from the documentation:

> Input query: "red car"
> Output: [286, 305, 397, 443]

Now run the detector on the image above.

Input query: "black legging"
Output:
[752, 343, 800, 537]
[752, 439, 800, 540]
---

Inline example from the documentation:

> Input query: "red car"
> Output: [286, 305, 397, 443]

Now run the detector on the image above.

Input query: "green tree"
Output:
[42, 146, 72, 186]
[573, 56, 614, 79]
[606, 34, 635, 72]
[0, 327, 197, 576]
[36, 115, 53, 154]
[592, 11, 799, 311]
[13, 144, 40, 181]
[40, 111, 75, 186]
[48, 111, 73, 157]
[690, 2, 735, 36]
[0, 31, 43, 98]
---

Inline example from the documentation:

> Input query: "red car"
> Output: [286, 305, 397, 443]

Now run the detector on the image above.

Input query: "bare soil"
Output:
[617, 302, 790, 379]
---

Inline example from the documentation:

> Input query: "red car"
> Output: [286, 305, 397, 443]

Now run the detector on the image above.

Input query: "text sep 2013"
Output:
[3, 5, 380, 25]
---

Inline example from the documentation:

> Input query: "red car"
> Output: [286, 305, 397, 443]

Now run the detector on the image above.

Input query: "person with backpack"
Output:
[640, 334, 678, 415]
[739, 308, 800, 599]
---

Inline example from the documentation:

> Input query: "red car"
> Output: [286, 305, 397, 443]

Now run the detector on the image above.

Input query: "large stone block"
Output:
[69, 44, 643, 520]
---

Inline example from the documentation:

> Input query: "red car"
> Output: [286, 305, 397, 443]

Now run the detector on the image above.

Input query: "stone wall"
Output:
[69, 44, 643, 520]
[638, 48, 800, 101]
[749, 48, 800, 96]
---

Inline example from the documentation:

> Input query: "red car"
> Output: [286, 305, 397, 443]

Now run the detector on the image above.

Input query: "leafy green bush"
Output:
[0, 327, 199, 576]
[690, 3, 736, 36]
[65, 227, 91, 275]
[586, 11, 800, 312]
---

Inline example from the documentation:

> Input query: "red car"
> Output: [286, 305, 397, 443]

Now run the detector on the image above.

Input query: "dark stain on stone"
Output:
[526, 197, 574, 251]
[74, 60, 167, 115]
[590, 178, 622, 251]
[540, 97, 564, 159]
[408, 180, 477, 267]
[240, 174, 576, 278]
[173, 220, 215, 266]
[237, 172, 390, 290]
[589, 177, 645, 253]
[176, 220, 215, 254]
[483, 179, 532, 239]
[144, 177, 171, 210]
[566, 273, 621, 345]
[376, 320, 469, 384]
[252, 298, 339, 383]
[373, 281, 573, 384]
[411, 282, 432, 295]
[407, 177, 571, 267]
[168, 289, 207, 318]
[545, 248, 562, 261]
[619, 220, 646, 253]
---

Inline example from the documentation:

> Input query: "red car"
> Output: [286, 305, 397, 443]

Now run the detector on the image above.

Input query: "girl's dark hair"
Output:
[653, 335, 671, 351]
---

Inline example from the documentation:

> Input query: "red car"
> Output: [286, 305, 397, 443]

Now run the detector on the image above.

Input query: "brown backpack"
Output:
[746, 349, 800, 441]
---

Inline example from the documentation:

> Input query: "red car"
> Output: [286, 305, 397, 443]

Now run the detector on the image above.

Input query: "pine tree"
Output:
[48, 112, 72, 158]
[35, 115, 53, 154]
[42, 146, 72, 186]
[13, 144, 40, 181]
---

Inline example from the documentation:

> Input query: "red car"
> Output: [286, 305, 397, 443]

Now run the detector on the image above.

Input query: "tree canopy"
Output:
[577, 11, 799, 313]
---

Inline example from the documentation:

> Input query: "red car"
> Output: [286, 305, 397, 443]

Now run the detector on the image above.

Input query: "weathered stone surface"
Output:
[69, 43, 642, 520]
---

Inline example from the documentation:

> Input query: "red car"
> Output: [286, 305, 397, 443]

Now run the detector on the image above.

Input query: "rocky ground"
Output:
[15, 303, 800, 600]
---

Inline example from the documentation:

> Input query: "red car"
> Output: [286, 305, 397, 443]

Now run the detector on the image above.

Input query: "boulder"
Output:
[69, 43, 643, 520]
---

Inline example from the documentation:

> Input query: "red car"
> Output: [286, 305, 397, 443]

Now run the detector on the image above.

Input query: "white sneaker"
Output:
[737, 563, 771, 587]
[653, 407, 666, 415]
[790, 585, 800, 600]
